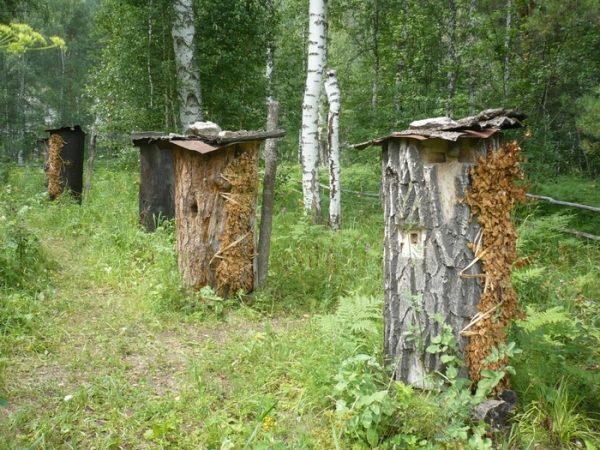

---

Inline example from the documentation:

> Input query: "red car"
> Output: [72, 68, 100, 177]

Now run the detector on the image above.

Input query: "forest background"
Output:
[0, 0, 599, 448]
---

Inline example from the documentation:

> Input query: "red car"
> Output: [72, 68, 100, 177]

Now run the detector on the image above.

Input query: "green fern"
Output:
[319, 294, 383, 353]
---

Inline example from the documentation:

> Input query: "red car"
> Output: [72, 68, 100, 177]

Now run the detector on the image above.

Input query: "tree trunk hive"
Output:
[355, 109, 526, 388]
[45, 126, 85, 202]
[138, 129, 285, 298]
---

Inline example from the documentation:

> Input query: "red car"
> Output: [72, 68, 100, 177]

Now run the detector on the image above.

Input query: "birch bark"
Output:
[300, 0, 327, 221]
[325, 69, 341, 230]
[171, 0, 203, 131]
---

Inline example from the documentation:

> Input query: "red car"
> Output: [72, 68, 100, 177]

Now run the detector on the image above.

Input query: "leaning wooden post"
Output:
[132, 132, 176, 231]
[45, 125, 85, 202]
[147, 129, 285, 297]
[354, 109, 526, 388]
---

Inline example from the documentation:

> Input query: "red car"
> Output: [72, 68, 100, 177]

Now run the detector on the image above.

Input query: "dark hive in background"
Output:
[45, 126, 85, 202]
[132, 132, 176, 231]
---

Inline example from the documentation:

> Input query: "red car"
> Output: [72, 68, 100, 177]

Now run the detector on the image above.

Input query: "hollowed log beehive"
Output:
[135, 130, 284, 298]
[45, 126, 85, 202]
[355, 108, 526, 387]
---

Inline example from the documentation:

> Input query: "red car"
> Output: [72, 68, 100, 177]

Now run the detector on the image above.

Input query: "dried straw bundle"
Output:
[47, 133, 65, 199]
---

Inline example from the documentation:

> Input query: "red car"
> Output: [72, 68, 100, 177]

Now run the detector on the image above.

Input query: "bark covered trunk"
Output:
[383, 138, 490, 387]
[173, 142, 259, 297]
[257, 101, 279, 287]
[324, 69, 341, 230]
[172, 0, 203, 131]
[300, 0, 327, 221]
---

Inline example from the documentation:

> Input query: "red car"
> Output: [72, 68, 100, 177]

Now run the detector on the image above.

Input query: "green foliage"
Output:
[0, 22, 65, 53]
[333, 354, 396, 447]
[508, 380, 600, 449]
[0, 159, 598, 448]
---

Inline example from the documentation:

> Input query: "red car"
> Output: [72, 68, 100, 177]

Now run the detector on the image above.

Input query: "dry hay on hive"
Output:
[214, 143, 258, 296]
[47, 133, 65, 199]
[464, 140, 526, 389]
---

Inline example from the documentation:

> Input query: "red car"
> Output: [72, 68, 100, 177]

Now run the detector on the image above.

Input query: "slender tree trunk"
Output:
[300, 0, 327, 222]
[325, 69, 341, 230]
[257, 101, 279, 287]
[467, 0, 477, 114]
[172, 0, 203, 131]
[147, 0, 155, 108]
[318, 91, 328, 166]
[446, 0, 458, 116]
[257, 27, 279, 288]
[371, 0, 380, 109]
[503, 0, 512, 101]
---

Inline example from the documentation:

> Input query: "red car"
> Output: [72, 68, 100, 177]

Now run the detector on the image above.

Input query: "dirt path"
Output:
[0, 231, 296, 448]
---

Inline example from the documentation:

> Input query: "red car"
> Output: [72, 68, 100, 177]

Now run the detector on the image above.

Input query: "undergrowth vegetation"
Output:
[0, 158, 598, 449]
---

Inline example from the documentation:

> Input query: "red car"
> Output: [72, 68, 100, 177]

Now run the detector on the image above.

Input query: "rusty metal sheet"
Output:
[169, 140, 222, 154]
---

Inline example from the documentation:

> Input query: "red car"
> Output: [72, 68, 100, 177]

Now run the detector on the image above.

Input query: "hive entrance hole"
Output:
[190, 199, 199, 217]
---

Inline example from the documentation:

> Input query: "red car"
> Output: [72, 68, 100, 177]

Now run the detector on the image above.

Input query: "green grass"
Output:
[0, 161, 598, 449]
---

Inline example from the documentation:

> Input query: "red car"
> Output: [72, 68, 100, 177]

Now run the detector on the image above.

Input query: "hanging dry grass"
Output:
[214, 143, 258, 296]
[464, 140, 526, 388]
[47, 133, 65, 199]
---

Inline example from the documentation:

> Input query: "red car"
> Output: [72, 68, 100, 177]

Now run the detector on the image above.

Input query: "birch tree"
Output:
[324, 69, 341, 230]
[300, 0, 327, 221]
[172, 0, 203, 131]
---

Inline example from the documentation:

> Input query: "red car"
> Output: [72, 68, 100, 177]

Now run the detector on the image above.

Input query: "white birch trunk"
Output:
[300, 0, 327, 221]
[325, 69, 341, 230]
[172, 0, 203, 131]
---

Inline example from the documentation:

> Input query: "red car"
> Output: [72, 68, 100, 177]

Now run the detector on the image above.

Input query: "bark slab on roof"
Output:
[354, 108, 526, 149]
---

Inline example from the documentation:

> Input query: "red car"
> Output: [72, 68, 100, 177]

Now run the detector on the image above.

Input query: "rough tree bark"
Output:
[300, 0, 327, 222]
[324, 69, 341, 230]
[383, 138, 493, 387]
[172, 0, 203, 131]
[172, 142, 259, 297]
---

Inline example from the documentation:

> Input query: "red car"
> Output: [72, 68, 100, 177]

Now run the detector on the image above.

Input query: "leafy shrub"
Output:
[0, 200, 50, 293]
